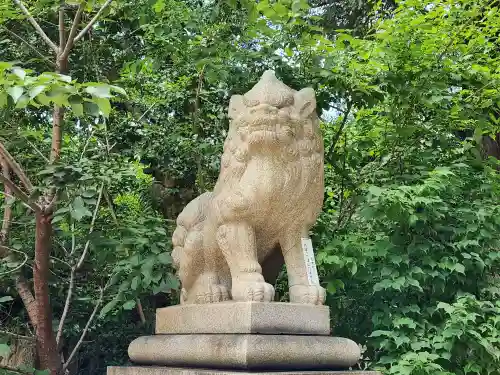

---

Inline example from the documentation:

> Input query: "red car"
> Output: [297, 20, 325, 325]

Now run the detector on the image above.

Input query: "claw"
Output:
[195, 284, 230, 304]
[289, 284, 326, 305]
[232, 274, 275, 302]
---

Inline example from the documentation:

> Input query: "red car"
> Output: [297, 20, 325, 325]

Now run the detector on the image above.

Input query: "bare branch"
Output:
[0, 158, 12, 243]
[56, 269, 74, 346]
[136, 299, 146, 324]
[74, 0, 112, 43]
[0, 174, 40, 213]
[57, 184, 103, 346]
[13, 0, 59, 53]
[22, 136, 50, 163]
[0, 247, 28, 275]
[70, 222, 76, 256]
[59, 3, 65, 50]
[0, 364, 34, 375]
[0, 26, 56, 67]
[62, 287, 104, 373]
[76, 183, 103, 270]
[61, 3, 85, 58]
[326, 101, 354, 161]
[0, 141, 34, 192]
[0, 330, 36, 342]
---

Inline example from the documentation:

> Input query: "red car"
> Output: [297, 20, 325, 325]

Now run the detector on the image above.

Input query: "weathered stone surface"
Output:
[155, 302, 330, 335]
[171, 70, 326, 305]
[107, 367, 380, 375]
[128, 335, 360, 370]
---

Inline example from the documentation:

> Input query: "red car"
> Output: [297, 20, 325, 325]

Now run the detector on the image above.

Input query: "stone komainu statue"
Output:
[171, 70, 325, 305]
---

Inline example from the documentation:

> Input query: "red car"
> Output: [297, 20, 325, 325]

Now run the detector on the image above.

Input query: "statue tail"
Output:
[171, 192, 213, 270]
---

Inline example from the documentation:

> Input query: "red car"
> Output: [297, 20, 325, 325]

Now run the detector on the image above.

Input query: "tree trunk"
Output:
[34, 212, 60, 375]
[32, 53, 69, 375]
[16, 277, 38, 328]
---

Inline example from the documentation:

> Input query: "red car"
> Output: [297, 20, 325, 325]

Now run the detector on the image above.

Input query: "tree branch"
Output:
[0, 175, 40, 213]
[74, 0, 112, 43]
[56, 184, 103, 347]
[136, 299, 146, 324]
[61, 2, 85, 58]
[0, 26, 55, 67]
[0, 141, 34, 192]
[13, 0, 59, 53]
[56, 269, 74, 347]
[0, 330, 36, 342]
[61, 287, 104, 373]
[59, 3, 65, 50]
[326, 101, 353, 161]
[0, 157, 12, 244]
[76, 183, 103, 269]
[0, 364, 34, 375]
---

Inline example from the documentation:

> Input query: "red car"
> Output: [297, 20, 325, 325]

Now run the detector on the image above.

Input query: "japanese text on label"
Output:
[301, 237, 319, 285]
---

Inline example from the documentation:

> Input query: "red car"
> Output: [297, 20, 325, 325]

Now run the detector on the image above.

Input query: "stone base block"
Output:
[128, 335, 360, 371]
[108, 367, 380, 375]
[156, 302, 330, 335]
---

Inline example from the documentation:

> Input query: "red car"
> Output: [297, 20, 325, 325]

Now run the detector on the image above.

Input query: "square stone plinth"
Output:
[108, 368, 380, 375]
[128, 334, 360, 370]
[155, 302, 330, 335]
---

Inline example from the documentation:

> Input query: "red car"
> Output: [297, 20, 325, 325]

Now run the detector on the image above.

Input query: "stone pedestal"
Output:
[107, 302, 380, 375]
[155, 302, 330, 335]
[108, 368, 378, 375]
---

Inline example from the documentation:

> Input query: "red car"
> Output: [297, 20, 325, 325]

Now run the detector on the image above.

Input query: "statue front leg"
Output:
[216, 222, 275, 302]
[280, 231, 325, 305]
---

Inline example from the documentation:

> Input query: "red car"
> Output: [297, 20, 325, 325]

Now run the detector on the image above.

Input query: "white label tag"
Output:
[301, 237, 319, 285]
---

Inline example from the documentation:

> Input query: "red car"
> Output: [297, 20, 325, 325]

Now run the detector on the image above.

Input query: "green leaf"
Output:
[83, 101, 100, 116]
[131, 275, 140, 290]
[7, 86, 24, 103]
[369, 330, 392, 337]
[273, 3, 288, 17]
[326, 279, 344, 294]
[53, 206, 70, 215]
[71, 102, 84, 117]
[350, 262, 358, 275]
[85, 85, 112, 98]
[437, 302, 453, 314]
[393, 317, 416, 329]
[95, 97, 111, 117]
[0, 343, 11, 357]
[291, 0, 301, 12]
[368, 185, 383, 196]
[71, 196, 92, 221]
[0, 296, 13, 303]
[454, 263, 465, 274]
[12, 67, 26, 80]
[100, 300, 117, 318]
[122, 300, 136, 310]
[157, 252, 172, 265]
[153, 0, 165, 13]
[51, 215, 66, 224]
[110, 85, 127, 96]
[0, 91, 7, 107]
[29, 85, 47, 99]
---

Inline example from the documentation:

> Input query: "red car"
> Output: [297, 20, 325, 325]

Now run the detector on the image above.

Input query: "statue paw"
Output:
[289, 284, 326, 305]
[232, 274, 275, 302]
[195, 284, 231, 304]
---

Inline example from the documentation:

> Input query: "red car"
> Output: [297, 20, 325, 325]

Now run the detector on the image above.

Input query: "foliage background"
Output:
[1, 0, 500, 374]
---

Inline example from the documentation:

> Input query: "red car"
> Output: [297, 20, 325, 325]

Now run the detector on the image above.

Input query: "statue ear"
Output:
[228, 95, 245, 119]
[294, 88, 316, 117]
